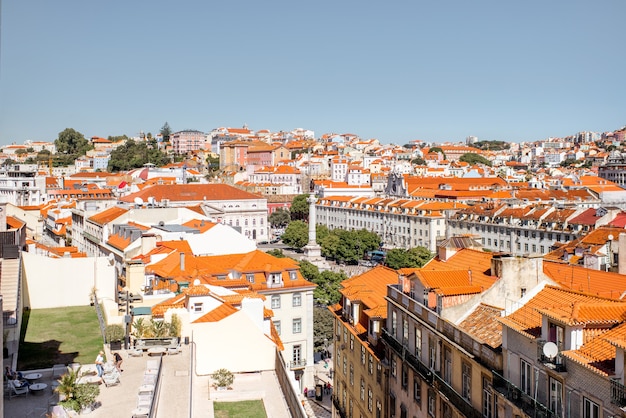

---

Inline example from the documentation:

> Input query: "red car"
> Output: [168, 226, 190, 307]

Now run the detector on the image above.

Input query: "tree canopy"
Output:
[107, 139, 170, 172]
[384, 247, 433, 269]
[319, 227, 380, 264]
[313, 306, 334, 353]
[55, 128, 92, 156]
[290, 194, 310, 221]
[470, 140, 510, 151]
[281, 220, 309, 249]
[428, 147, 446, 160]
[160, 122, 172, 142]
[269, 208, 291, 228]
[459, 152, 492, 167]
[298, 260, 346, 306]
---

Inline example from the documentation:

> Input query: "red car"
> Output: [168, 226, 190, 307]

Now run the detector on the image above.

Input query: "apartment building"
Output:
[170, 130, 208, 154]
[330, 265, 399, 418]
[316, 196, 455, 252]
[447, 203, 622, 256]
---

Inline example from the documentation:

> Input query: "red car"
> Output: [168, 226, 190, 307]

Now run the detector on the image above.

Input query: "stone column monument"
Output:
[303, 193, 329, 269]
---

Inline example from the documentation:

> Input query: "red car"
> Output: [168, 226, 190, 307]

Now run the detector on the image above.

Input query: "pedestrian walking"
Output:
[95, 350, 105, 382]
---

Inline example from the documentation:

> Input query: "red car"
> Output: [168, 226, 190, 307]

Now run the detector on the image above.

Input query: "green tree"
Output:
[459, 152, 492, 167]
[55, 128, 92, 156]
[313, 306, 334, 353]
[206, 155, 220, 176]
[161, 122, 172, 142]
[319, 228, 380, 263]
[107, 135, 129, 143]
[281, 220, 309, 249]
[290, 194, 310, 221]
[385, 247, 433, 269]
[298, 259, 320, 282]
[312, 270, 346, 305]
[411, 157, 426, 165]
[428, 146, 446, 160]
[269, 209, 291, 228]
[107, 139, 169, 171]
[266, 249, 285, 258]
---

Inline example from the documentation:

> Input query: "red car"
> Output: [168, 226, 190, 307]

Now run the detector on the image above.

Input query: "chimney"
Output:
[180, 252, 185, 272]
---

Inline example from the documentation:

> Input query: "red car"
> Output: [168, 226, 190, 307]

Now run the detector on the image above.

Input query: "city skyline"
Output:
[1, 1, 625, 146]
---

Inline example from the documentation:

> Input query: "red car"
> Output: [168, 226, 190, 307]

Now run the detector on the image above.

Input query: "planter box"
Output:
[109, 341, 122, 351]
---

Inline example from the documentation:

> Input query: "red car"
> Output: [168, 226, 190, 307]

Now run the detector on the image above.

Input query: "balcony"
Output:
[536, 340, 567, 373]
[611, 379, 626, 407]
[492, 370, 557, 418]
[289, 359, 306, 370]
[382, 329, 432, 381]
[331, 394, 347, 418]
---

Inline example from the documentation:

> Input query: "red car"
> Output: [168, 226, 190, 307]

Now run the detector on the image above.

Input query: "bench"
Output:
[134, 338, 179, 351]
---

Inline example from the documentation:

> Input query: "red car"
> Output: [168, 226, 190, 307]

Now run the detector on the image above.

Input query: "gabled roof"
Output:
[119, 184, 261, 203]
[88, 206, 128, 225]
[562, 322, 626, 376]
[340, 265, 398, 316]
[457, 303, 503, 348]
[499, 285, 622, 338]
[543, 261, 626, 299]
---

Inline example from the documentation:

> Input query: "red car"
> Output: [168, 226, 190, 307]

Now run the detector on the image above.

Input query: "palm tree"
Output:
[132, 317, 149, 339]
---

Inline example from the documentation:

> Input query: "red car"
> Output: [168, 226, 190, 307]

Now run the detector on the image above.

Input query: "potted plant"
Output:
[211, 368, 234, 390]
[105, 324, 125, 350]
[56, 366, 100, 414]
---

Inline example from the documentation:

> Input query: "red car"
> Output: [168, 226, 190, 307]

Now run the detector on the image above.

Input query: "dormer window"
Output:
[247, 274, 255, 283]
[289, 271, 297, 281]
[549, 322, 565, 350]
[194, 303, 203, 313]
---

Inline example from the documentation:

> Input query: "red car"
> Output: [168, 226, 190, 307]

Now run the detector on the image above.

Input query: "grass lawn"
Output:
[213, 400, 268, 418]
[17, 306, 103, 370]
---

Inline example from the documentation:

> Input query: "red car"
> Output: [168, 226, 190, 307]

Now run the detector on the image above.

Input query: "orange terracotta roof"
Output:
[193, 303, 238, 323]
[457, 304, 503, 348]
[562, 322, 626, 376]
[119, 184, 261, 203]
[543, 261, 626, 299]
[499, 285, 622, 338]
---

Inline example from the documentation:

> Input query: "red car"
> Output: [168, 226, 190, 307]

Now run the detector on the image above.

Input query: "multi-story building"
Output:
[447, 203, 622, 256]
[0, 164, 47, 206]
[598, 151, 626, 188]
[316, 196, 456, 252]
[170, 130, 208, 154]
[118, 183, 270, 242]
[330, 265, 399, 418]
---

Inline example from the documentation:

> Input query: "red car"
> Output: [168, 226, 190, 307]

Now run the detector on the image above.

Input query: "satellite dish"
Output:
[134, 197, 144, 206]
[543, 342, 559, 359]
[193, 279, 200, 286]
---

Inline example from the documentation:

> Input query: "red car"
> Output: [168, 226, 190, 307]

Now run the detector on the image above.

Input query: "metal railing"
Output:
[492, 370, 557, 418]
[289, 359, 307, 370]
[611, 379, 626, 407]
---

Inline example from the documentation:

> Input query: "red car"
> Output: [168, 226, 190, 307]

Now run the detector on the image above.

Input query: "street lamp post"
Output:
[124, 291, 132, 350]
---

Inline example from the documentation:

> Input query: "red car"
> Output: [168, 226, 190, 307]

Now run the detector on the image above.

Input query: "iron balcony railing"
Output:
[382, 328, 432, 383]
[332, 394, 347, 418]
[611, 379, 626, 407]
[536, 340, 567, 373]
[289, 359, 307, 370]
[492, 370, 557, 418]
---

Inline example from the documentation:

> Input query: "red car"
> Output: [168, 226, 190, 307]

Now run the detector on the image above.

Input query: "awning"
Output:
[131, 307, 152, 316]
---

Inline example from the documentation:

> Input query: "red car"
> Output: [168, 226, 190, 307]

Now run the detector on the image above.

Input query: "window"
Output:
[549, 377, 563, 415]
[292, 318, 302, 334]
[292, 293, 301, 307]
[274, 320, 281, 335]
[368, 388, 373, 412]
[549, 322, 565, 349]
[443, 347, 452, 384]
[482, 377, 493, 418]
[271, 295, 281, 309]
[403, 318, 409, 342]
[414, 377, 422, 403]
[401, 363, 408, 389]
[428, 390, 436, 416]
[391, 311, 397, 335]
[246, 274, 255, 283]
[292, 345, 301, 365]
[415, 327, 422, 358]
[400, 404, 407, 418]
[462, 362, 471, 401]
[194, 303, 203, 313]
[391, 355, 397, 378]
[350, 334, 354, 350]
[390, 393, 396, 417]
[583, 397, 599, 418]
[360, 378, 365, 400]
[289, 271, 297, 280]
[521, 359, 532, 395]
[368, 354, 373, 375]
[350, 363, 354, 386]
[361, 346, 366, 365]
[429, 338, 436, 369]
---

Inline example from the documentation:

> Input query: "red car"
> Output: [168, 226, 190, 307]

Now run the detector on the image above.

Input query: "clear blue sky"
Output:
[1, 0, 624, 146]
